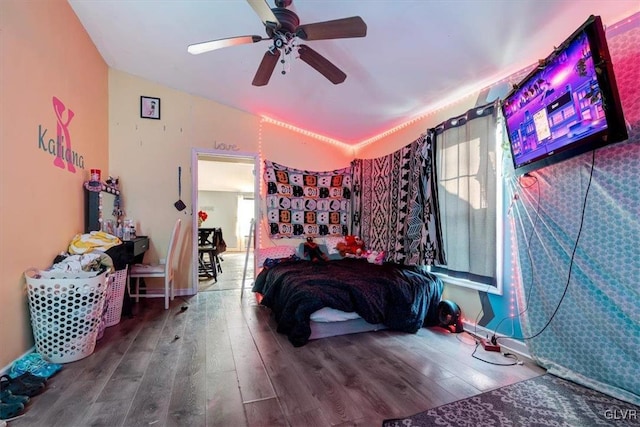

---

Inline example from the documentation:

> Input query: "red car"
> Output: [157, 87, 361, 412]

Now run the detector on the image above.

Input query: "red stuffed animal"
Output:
[337, 235, 365, 257]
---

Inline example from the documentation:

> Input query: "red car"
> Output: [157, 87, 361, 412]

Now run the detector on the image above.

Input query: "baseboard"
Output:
[174, 288, 196, 297]
[462, 321, 532, 360]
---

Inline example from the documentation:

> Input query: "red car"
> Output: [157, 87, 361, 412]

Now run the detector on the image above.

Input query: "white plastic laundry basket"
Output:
[103, 268, 128, 327]
[25, 269, 108, 363]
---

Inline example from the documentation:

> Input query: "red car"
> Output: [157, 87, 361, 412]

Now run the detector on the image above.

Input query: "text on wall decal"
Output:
[213, 140, 239, 151]
[38, 96, 85, 171]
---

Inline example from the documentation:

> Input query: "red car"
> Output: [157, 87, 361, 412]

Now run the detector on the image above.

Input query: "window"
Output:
[237, 196, 255, 251]
[431, 103, 503, 294]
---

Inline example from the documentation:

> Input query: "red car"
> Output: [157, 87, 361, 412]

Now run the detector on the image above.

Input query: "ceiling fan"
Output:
[187, 0, 367, 86]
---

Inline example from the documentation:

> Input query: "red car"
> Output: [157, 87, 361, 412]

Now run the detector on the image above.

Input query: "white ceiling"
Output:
[68, 0, 638, 145]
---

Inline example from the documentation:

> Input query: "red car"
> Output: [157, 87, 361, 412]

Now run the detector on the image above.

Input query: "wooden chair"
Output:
[198, 228, 216, 280]
[128, 219, 181, 310]
[198, 228, 223, 280]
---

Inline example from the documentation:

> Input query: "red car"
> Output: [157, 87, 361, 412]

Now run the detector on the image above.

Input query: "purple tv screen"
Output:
[502, 28, 607, 170]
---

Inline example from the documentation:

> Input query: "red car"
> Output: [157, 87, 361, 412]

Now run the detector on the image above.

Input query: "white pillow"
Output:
[257, 246, 296, 267]
[322, 236, 345, 255]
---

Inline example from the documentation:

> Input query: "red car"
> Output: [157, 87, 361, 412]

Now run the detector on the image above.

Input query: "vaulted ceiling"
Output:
[68, 0, 638, 144]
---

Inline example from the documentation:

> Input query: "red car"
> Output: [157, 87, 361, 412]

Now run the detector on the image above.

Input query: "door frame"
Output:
[190, 148, 260, 295]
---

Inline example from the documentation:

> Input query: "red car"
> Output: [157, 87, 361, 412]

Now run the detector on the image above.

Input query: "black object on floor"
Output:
[0, 390, 29, 405]
[0, 401, 24, 420]
[0, 375, 45, 398]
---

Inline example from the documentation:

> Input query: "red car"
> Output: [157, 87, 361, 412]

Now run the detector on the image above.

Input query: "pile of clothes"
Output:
[49, 252, 114, 275]
[46, 230, 123, 276]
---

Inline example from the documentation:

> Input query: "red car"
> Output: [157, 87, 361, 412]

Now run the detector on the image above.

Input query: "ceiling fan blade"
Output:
[247, 0, 280, 30]
[252, 49, 281, 86]
[188, 35, 265, 55]
[296, 16, 367, 41]
[298, 44, 346, 85]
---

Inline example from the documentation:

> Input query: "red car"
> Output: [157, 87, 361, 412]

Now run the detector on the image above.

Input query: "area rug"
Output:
[383, 374, 640, 427]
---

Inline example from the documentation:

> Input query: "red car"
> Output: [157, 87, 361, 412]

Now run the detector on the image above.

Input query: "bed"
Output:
[252, 257, 443, 347]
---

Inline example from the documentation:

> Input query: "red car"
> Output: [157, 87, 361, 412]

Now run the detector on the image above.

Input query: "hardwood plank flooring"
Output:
[199, 251, 254, 292]
[9, 258, 545, 427]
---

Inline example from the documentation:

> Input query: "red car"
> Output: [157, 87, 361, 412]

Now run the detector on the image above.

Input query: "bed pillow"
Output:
[322, 236, 345, 255]
[257, 245, 297, 267]
[297, 243, 343, 261]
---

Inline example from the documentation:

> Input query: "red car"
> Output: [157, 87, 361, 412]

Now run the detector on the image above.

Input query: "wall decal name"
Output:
[38, 97, 85, 171]
[213, 140, 239, 151]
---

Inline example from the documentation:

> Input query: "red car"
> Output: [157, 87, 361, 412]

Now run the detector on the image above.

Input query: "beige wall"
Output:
[0, 0, 109, 368]
[108, 70, 354, 295]
[354, 93, 479, 159]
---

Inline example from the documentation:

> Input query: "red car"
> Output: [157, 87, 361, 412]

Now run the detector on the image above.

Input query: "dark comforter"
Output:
[252, 258, 443, 346]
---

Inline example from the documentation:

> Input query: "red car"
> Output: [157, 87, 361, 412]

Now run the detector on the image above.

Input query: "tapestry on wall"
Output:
[264, 160, 351, 238]
[351, 132, 445, 265]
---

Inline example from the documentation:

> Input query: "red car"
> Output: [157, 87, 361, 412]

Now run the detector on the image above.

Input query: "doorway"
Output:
[191, 149, 259, 294]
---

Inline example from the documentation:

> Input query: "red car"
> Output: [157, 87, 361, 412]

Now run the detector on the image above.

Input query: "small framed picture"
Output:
[140, 96, 161, 120]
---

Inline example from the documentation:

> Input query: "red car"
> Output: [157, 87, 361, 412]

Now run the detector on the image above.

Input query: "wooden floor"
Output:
[198, 251, 254, 292]
[10, 270, 545, 427]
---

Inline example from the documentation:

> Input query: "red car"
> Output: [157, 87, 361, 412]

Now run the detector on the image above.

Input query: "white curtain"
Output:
[434, 102, 498, 285]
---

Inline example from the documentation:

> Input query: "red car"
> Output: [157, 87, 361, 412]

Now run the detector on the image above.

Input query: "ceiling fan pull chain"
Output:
[281, 52, 289, 75]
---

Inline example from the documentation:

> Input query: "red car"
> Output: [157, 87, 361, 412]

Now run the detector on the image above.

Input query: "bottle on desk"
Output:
[122, 219, 136, 241]
[130, 219, 137, 239]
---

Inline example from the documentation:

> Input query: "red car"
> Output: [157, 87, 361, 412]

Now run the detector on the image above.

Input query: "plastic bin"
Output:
[25, 269, 108, 363]
[103, 268, 128, 327]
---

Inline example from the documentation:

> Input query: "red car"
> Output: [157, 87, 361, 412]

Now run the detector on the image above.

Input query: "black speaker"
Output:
[437, 300, 464, 333]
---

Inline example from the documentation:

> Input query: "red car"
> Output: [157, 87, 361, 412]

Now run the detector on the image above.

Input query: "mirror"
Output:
[84, 183, 121, 233]
[101, 191, 117, 233]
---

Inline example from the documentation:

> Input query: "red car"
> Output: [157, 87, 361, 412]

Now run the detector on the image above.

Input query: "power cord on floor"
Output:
[456, 331, 479, 346]
[471, 342, 521, 366]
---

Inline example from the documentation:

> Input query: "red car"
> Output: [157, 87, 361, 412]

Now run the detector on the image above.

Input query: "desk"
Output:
[122, 236, 149, 260]
[111, 236, 149, 317]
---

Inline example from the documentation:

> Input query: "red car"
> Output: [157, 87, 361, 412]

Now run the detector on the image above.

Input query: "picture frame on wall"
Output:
[140, 96, 161, 120]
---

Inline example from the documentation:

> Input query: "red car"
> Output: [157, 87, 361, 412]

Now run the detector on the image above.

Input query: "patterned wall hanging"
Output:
[264, 160, 352, 238]
[351, 133, 445, 265]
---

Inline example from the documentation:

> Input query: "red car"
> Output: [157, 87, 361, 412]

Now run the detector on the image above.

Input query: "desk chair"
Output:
[129, 219, 181, 310]
[211, 228, 226, 268]
[198, 228, 223, 280]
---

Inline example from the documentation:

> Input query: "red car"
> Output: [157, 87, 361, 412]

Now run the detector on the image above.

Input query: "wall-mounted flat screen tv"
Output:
[501, 15, 627, 175]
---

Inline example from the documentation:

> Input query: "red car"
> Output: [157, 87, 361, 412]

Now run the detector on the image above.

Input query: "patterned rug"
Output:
[383, 374, 640, 427]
